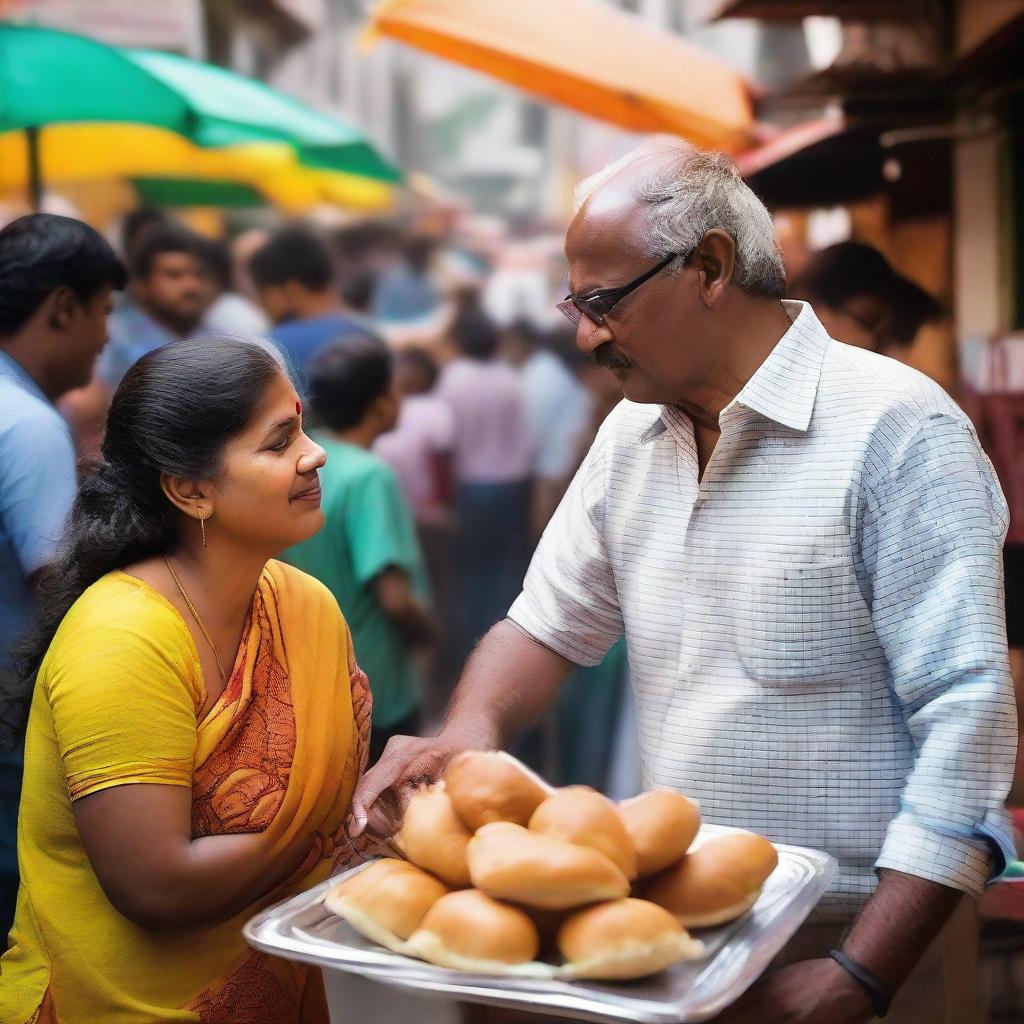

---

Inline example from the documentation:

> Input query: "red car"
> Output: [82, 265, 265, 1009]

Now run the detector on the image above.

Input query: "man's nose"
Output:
[575, 315, 613, 354]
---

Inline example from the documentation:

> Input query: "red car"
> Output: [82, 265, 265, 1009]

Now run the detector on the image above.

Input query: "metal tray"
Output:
[244, 825, 835, 1023]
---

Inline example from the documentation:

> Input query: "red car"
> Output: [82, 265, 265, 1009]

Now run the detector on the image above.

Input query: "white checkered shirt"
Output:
[510, 300, 1019, 917]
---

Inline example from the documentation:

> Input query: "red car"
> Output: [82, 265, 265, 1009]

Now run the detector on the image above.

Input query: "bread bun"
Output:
[643, 831, 777, 928]
[325, 859, 449, 952]
[399, 785, 473, 888]
[529, 786, 638, 880]
[405, 889, 540, 970]
[443, 750, 551, 831]
[468, 821, 630, 910]
[557, 898, 704, 979]
[619, 790, 701, 876]
[700, 832, 779, 888]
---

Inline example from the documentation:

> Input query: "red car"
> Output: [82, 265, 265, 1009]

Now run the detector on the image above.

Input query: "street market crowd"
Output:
[0, 139, 1021, 1024]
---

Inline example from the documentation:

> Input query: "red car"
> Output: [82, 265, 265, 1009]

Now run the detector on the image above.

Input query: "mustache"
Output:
[593, 343, 631, 370]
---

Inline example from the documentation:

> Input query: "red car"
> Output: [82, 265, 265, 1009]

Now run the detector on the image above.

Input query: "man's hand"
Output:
[711, 958, 873, 1024]
[349, 728, 495, 840]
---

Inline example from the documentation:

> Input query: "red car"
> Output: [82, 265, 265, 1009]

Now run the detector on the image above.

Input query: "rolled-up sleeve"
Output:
[508, 433, 623, 666]
[860, 412, 1019, 895]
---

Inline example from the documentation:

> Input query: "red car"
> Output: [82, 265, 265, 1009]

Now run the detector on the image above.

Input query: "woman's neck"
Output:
[168, 541, 267, 634]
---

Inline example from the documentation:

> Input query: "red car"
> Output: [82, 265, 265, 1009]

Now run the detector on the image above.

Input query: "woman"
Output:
[0, 336, 371, 1022]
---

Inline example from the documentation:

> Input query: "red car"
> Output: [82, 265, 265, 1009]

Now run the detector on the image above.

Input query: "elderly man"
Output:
[353, 140, 1017, 1023]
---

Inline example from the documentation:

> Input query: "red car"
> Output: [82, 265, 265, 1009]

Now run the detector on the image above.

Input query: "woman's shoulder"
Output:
[61, 571, 188, 636]
[41, 572, 200, 695]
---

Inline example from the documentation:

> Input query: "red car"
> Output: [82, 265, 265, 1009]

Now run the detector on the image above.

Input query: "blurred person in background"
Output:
[61, 223, 208, 456]
[230, 227, 270, 301]
[100, 223, 209, 386]
[787, 241, 943, 357]
[197, 235, 270, 337]
[437, 306, 531, 666]
[375, 347, 455, 530]
[356, 138, 1018, 1024]
[0, 214, 126, 939]
[375, 347, 456, 721]
[249, 226, 375, 388]
[502, 318, 592, 539]
[372, 234, 442, 324]
[117, 206, 168, 264]
[0, 336, 369, 1022]
[284, 340, 433, 761]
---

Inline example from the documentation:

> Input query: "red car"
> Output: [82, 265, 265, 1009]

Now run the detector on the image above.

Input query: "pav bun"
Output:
[529, 786, 638, 880]
[444, 750, 551, 831]
[399, 785, 473, 888]
[325, 859, 449, 952]
[643, 831, 777, 928]
[701, 832, 779, 888]
[619, 790, 701, 876]
[557, 898, 705, 979]
[468, 821, 630, 910]
[405, 889, 540, 970]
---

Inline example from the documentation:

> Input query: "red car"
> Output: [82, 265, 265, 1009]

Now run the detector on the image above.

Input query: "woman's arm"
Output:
[73, 783, 313, 932]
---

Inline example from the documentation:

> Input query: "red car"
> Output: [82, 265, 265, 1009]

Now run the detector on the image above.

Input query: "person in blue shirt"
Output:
[248, 226, 377, 391]
[0, 213, 127, 937]
[61, 222, 208, 458]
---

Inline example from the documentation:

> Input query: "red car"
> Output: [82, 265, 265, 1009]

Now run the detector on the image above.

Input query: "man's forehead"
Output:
[566, 193, 649, 288]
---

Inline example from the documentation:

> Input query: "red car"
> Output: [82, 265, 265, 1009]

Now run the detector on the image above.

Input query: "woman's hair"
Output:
[0, 336, 285, 748]
[574, 138, 786, 300]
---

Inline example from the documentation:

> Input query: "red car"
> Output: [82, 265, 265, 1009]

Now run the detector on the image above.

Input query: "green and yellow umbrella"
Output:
[0, 22, 399, 207]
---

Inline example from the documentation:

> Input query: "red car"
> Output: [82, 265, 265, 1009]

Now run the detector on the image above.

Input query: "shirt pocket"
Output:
[737, 556, 850, 683]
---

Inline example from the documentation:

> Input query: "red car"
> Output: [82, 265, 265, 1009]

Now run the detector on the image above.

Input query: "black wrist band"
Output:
[829, 949, 892, 1018]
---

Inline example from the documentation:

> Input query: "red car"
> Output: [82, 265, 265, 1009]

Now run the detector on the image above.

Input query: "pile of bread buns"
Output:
[325, 751, 778, 981]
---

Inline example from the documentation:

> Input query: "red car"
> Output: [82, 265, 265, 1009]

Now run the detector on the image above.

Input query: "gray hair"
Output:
[575, 139, 786, 299]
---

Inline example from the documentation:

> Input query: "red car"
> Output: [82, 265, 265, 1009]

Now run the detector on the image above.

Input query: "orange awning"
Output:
[366, 0, 754, 152]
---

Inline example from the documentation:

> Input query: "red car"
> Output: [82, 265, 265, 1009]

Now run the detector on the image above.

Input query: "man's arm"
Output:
[350, 619, 573, 838]
[351, 428, 621, 837]
[716, 870, 959, 1024]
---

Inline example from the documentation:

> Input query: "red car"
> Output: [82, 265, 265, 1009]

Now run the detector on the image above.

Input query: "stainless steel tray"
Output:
[244, 825, 835, 1023]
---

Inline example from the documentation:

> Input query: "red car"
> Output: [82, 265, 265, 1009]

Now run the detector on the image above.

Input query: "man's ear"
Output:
[45, 285, 78, 331]
[159, 473, 212, 521]
[695, 229, 736, 308]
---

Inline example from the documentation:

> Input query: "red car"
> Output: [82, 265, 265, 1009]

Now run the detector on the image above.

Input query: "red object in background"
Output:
[960, 339, 1024, 545]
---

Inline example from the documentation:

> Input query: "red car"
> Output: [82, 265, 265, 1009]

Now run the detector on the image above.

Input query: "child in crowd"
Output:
[284, 339, 433, 760]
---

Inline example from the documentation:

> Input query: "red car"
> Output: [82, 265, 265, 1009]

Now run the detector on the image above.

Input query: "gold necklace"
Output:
[163, 555, 228, 685]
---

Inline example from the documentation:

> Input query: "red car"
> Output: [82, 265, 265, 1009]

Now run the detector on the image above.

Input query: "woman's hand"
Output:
[710, 958, 874, 1024]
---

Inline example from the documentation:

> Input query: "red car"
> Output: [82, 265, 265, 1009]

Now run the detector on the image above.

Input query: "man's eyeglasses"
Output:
[557, 249, 687, 327]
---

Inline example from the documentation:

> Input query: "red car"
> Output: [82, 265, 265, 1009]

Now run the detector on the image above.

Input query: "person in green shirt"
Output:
[284, 338, 434, 761]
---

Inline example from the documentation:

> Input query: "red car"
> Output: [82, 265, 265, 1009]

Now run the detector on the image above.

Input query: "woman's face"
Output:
[208, 371, 327, 554]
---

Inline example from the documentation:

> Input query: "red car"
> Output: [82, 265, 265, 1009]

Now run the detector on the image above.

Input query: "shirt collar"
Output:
[644, 300, 831, 443]
[722, 299, 830, 433]
[0, 350, 51, 406]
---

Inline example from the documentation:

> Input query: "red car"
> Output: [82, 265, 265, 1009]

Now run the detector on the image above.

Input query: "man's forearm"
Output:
[840, 868, 965, 994]
[441, 618, 574, 748]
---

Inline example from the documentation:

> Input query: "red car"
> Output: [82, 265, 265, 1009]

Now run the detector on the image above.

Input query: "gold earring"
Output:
[200, 512, 208, 550]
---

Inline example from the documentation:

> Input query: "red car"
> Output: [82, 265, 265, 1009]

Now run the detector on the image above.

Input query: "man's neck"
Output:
[329, 420, 383, 450]
[140, 304, 194, 340]
[294, 290, 345, 322]
[0, 338, 59, 401]
[674, 297, 792, 430]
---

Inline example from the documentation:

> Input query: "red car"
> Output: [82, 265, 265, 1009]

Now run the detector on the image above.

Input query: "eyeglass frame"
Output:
[556, 248, 692, 327]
